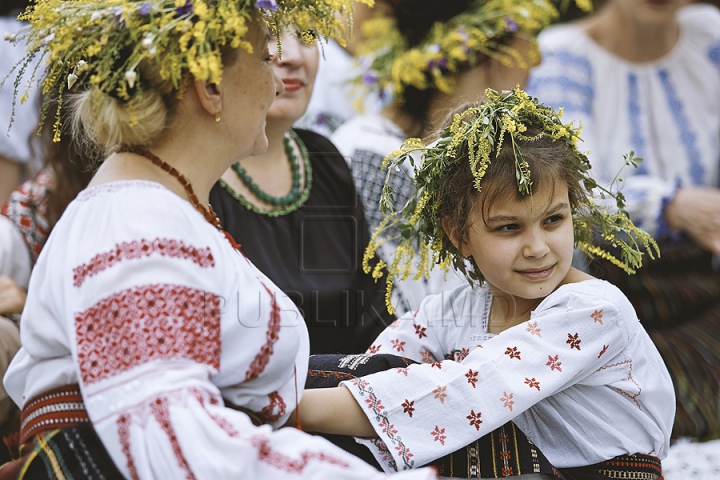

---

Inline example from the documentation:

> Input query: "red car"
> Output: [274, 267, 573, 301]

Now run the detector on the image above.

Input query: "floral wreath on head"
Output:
[363, 86, 660, 314]
[351, 0, 591, 108]
[2, 0, 371, 141]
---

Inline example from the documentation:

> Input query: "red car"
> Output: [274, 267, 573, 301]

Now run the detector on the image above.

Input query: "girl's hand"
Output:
[664, 187, 720, 255]
[0, 275, 26, 315]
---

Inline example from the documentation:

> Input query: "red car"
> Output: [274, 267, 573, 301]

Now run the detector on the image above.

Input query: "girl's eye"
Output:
[545, 214, 563, 225]
[496, 224, 519, 232]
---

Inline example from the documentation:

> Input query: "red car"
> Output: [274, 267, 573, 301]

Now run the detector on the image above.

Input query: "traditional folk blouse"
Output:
[526, 4, 720, 237]
[344, 280, 675, 472]
[3, 181, 434, 480]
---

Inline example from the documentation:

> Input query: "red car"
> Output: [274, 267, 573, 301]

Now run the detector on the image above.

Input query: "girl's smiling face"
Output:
[457, 180, 575, 307]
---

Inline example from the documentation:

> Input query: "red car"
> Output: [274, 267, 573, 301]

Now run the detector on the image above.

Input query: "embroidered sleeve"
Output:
[343, 290, 631, 471]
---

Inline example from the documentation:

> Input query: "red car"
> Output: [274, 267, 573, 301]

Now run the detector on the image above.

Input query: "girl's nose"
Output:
[523, 230, 550, 258]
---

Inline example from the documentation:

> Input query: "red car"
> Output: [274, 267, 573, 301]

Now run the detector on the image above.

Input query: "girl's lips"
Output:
[282, 79, 303, 92]
[516, 265, 555, 281]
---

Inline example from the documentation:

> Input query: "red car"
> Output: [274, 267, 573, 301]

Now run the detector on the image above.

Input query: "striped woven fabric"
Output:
[590, 240, 720, 440]
[19, 384, 90, 445]
[560, 453, 663, 480]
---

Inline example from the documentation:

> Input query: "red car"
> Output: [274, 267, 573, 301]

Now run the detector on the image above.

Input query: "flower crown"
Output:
[352, 0, 590, 106]
[3, 0, 369, 141]
[363, 87, 659, 314]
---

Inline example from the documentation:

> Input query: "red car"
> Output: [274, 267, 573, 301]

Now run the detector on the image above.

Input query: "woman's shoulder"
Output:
[678, 3, 720, 39]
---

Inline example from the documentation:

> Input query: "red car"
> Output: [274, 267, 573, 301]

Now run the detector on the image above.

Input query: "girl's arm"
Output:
[299, 386, 378, 438]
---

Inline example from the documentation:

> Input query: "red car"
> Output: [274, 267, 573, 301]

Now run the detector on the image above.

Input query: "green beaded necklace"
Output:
[231, 133, 301, 207]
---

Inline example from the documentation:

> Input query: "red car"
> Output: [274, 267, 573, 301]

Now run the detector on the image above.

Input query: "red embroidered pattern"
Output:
[189, 388, 239, 437]
[567, 332, 582, 350]
[391, 339, 406, 352]
[597, 360, 642, 408]
[73, 238, 215, 287]
[150, 397, 195, 479]
[414, 324, 427, 339]
[245, 284, 282, 382]
[591, 309, 604, 324]
[525, 378, 541, 391]
[467, 410, 483, 430]
[505, 347, 521, 360]
[526, 321, 542, 337]
[258, 391, 287, 424]
[466, 369, 478, 388]
[433, 386, 447, 404]
[598, 345, 609, 358]
[430, 362, 442, 369]
[431, 426, 446, 445]
[251, 436, 350, 472]
[368, 344, 381, 354]
[402, 400, 415, 417]
[117, 414, 141, 480]
[395, 367, 409, 376]
[500, 392, 514, 411]
[75, 283, 221, 385]
[546, 355, 563, 372]
[420, 349, 435, 364]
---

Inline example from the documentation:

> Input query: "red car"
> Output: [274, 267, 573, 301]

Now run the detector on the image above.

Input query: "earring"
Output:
[215, 110, 222, 122]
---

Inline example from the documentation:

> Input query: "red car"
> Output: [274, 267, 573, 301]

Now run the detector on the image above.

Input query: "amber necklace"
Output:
[123, 148, 241, 249]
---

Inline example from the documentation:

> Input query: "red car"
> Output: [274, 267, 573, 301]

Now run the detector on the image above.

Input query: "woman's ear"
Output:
[442, 217, 471, 257]
[192, 79, 223, 120]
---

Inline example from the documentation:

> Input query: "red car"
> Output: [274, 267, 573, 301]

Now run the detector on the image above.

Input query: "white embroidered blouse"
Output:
[344, 280, 675, 472]
[3, 181, 434, 480]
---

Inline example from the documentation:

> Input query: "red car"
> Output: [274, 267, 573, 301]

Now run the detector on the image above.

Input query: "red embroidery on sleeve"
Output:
[500, 392, 514, 411]
[391, 339, 406, 352]
[566, 333, 582, 350]
[467, 410, 483, 430]
[251, 436, 349, 471]
[466, 369, 478, 388]
[505, 347, 521, 360]
[402, 400, 415, 418]
[73, 238, 215, 287]
[526, 321, 542, 337]
[258, 391, 287, 424]
[433, 386, 447, 404]
[117, 414, 140, 480]
[150, 397, 195, 479]
[395, 367, 409, 376]
[430, 362, 443, 369]
[431, 426, 447, 445]
[598, 345, 609, 358]
[368, 345, 381, 354]
[244, 284, 282, 382]
[420, 349, 435, 363]
[525, 378, 541, 391]
[75, 284, 221, 385]
[414, 324, 428, 339]
[189, 388, 239, 437]
[546, 355, 563, 372]
[591, 309, 604, 324]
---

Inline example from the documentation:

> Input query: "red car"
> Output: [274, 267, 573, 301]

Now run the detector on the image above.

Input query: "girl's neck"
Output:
[487, 293, 542, 334]
[584, 5, 680, 63]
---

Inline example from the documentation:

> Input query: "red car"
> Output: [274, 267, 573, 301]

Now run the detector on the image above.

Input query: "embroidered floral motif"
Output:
[391, 339, 406, 352]
[117, 414, 140, 480]
[245, 284, 282, 382]
[467, 410, 483, 430]
[396, 367, 409, 376]
[546, 355, 563, 372]
[567, 332, 582, 350]
[402, 400, 415, 417]
[73, 238, 215, 287]
[431, 426, 447, 445]
[505, 346, 522, 360]
[433, 386, 447, 403]
[389, 320, 401, 329]
[598, 345, 609, 358]
[251, 435, 350, 472]
[466, 369, 478, 388]
[525, 378, 541, 391]
[150, 397, 194, 478]
[591, 309, 604, 324]
[258, 391, 286, 424]
[500, 392, 514, 411]
[502, 467, 515, 476]
[526, 321, 542, 337]
[430, 362, 442, 369]
[420, 349, 435, 363]
[75, 283, 221, 385]
[368, 344, 381, 353]
[414, 324, 427, 339]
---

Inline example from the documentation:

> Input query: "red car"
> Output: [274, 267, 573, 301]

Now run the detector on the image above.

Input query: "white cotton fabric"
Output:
[526, 4, 720, 236]
[0, 214, 30, 288]
[0, 16, 41, 175]
[3, 181, 435, 480]
[343, 280, 675, 472]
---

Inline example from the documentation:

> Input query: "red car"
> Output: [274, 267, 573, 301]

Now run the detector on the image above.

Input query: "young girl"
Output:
[297, 87, 675, 478]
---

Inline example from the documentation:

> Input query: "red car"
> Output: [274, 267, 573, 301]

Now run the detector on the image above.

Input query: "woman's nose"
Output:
[272, 70, 284, 97]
